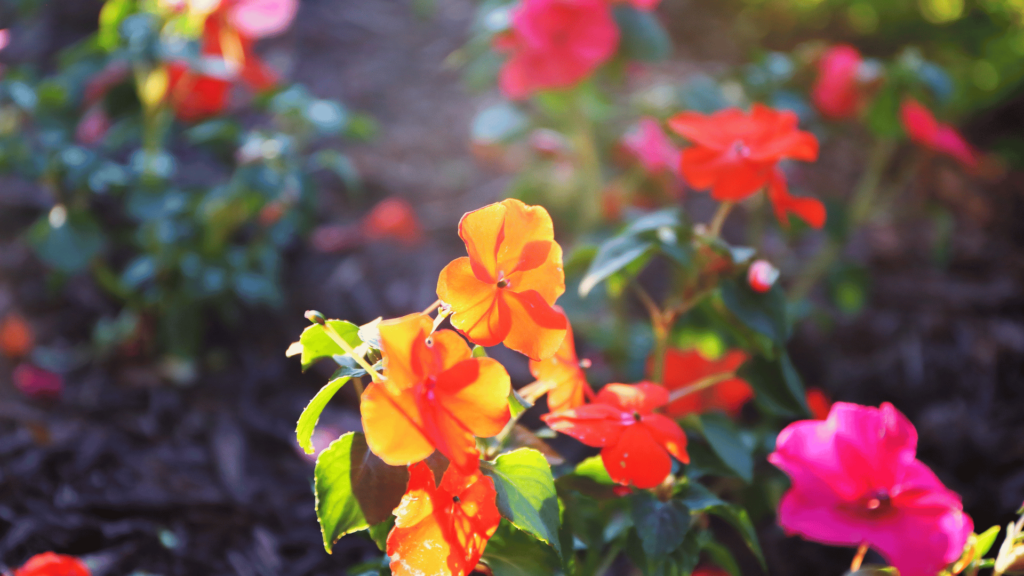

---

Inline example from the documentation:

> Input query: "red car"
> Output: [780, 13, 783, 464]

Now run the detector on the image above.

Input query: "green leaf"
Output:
[708, 503, 765, 570]
[719, 278, 789, 345]
[625, 524, 700, 576]
[297, 320, 362, 371]
[677, 482, 726, 512]
[575, 455, 615, 485]
[844, 566, 899, 576]
[701, 538, 743, 576]
[579, 235, 654, 297]
[975, 525, 1001, 557]
[481, 521, 562, 576]
[613, 5, 672, 62]
[630, 492, 690, 559]
[739, 353, 809, 417]
[27, 211, 106, 274]
[481, 448, 563, 557]
[700, 413, 754, 483]
[368, 516, 394, 552]
[296, 377, 350, 454]
[472, 102, 528, 144]
[508, 388, 532, 419]
[98, 0, 135, 51]
[314, 432, 409, 553]
[472, 345, 489, 358]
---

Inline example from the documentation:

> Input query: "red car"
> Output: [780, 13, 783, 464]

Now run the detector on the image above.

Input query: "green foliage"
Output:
[481, 521, 563, 576]
[481, 448, 563, 557]
[295, 377, 350, 454]
[699, 413, 754, 482]
[293, 320, 363, 371]
[630, 492, 690, 560]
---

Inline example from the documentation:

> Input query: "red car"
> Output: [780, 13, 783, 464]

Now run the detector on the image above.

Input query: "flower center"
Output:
[633, 412, 642, 423]
[864, 490, 892, 515]
[496, 271, 510, 289]
[730, 140, 751, 158]
[424, 376, 437, 401]
[453, 495, 460, 503]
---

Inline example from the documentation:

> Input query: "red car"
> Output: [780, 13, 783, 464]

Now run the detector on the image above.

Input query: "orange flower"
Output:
[0, 313, 34, 358]
[14, 552, 90, 576]
[437, 199, 568, 361]
[805, 387, 832, 420]
[520, 312, 593, 413]
[660, 349, 752, 417]
[361, 197, 423, 247]
[387, 461, 501, 576]
[361, 314, 511, 473]
[542, 383, 689, 489]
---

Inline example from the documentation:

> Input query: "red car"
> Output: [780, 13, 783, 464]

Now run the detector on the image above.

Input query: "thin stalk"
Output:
[570, 103, 603, 229]
[707, 201, 735, 239]
[667, 372, 735, 403]
[850, 542, 870, 572]
[422, 299, 442, 315]
[634, 282, 672, 384]
[320, 323, 383, 383]
[594, 542, 624, 576]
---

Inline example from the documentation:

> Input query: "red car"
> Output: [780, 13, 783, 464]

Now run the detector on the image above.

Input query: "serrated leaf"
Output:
[631, 492, 690, 559]
[481, 448, 562, 558]
[700, 413, 753, 483]
[314, 432, 409, 553]
[298, 320, 362, 371]
[719, 278, 789, 345]
[481, 520, 562, 576]
[579, 235, 654, 297]
[708, 504, 765, 570]
[296, 377, 350, 454]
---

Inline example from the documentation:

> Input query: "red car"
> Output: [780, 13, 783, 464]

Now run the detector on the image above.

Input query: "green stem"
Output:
[320, 323, 382, 383]
[594, 542, 623, 576]
[667, 372, 736, 403]
[570, 104, 603, 229]
[707, 201, 735, 239]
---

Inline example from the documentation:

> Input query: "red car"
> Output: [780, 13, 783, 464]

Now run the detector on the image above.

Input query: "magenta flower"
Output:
[900, 98, 978, 170]
[769, 402, 972, 576]
[622, 117, 681, 176]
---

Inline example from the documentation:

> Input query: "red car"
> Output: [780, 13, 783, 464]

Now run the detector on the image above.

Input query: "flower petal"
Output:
[501, 289, 568, 361]
[438, 257, 510, 347]
[459, 202, 506, 282]
[380, 313, 435, 389]
[641, 413, 689, 464]
[595, 382, 668, 414]
[361, 381, 435, 467]
[436, 357, 512, 439]
[602, 423, 672, 489]
[542, 403, 626, 447]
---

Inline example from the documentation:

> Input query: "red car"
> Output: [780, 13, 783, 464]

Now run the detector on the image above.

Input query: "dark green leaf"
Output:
[631, 492, 690, 559]
[481, 521, 562, 576]
[297, 320, 362, 371]
[700, 413, 753, 483]
[27, 211, 106, 273]
[719, 278, 789, 345]
[867, 83, 903, 139]
[314, 432, 409, 553]
[739, 353, 809, 417]
[676, 482, 725, 512]
[579, 235, 654, 297]
[708, 504, 765, 570]
[481, 448, 562, 557]
[368, 516, 394, 552]
[613, 6, 672, 63]
[296, 377, 350, 454]
[701, 538, 743, 576]
[623, 208, 681, 235]
[330, 355, 367, 378]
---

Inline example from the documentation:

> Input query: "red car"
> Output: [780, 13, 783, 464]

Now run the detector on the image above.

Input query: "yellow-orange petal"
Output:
[430, 329, 473, 373]
[436, 357, 511, 439]
[389, 463, 453, 576]
[420, 401, 481, 474]
[506, 240, 564, 306]
[438, 257, 509, 347]
[361, 380, 435, 466]
[380, 313, 435, 389]
[494, 199, 557, 276]
[458, 202, 506, 283]
[501, 289, 567, 361]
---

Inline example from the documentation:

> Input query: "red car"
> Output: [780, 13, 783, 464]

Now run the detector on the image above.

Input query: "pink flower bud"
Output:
[747, 259, 779, 293]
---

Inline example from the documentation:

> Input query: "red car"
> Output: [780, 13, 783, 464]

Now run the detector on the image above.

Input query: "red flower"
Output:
[812, 45, 864, 119]
[494, 0, 619, 100]
[900, 98, 978, 170]
[692, 568, 730, 576]
[361, 313, 511, 474]
[660, 349, 751, 417]
[0, 313, 34, 358]
[436, 199, 568, 361]
[622, 117, 681, 176]
[747, 259, 779, 293]
[521, 312, 594, 413]
[166, 63, 233, 122]
[542, 382, 689, 489]
[769, 402, 973, 576]
[14, 552, 90, 576]
[805, 387, 831, 420]
[387, 462, 501, 576]
[611, 0, 660, 9]
[13, 364, 63, 400]
[670, 104, 824, 228]
[361, 198, 423, 247]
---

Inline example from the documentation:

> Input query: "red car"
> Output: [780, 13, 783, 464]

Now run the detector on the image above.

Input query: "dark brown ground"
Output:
[2, 1, 1023, 575]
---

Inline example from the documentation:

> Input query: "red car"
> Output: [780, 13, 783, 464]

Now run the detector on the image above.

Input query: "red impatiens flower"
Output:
[769, 402, 973, 576]
[436, 199, 568, 361]
[812, 45, 865, 120]
[166, 63, 234, 122]
[900, 98, 978, 170]
[670, 104, 825, 229]
[805, 387, 831, 420]
[622, 117, 681, 176]
[361, 198, 423, 247]
[660, 349, 751, 417]
[692, 568, 730, 576]
[14, 552, 90, 576]
[542, 382, 689, 489]
[494, 0, 619, 100]
[387, 461, 501, 576]
[520, 312, 594, 413]
[612, 0, 660, 9]
[361, 313, 511, 474]
[0, 313, 34, 358]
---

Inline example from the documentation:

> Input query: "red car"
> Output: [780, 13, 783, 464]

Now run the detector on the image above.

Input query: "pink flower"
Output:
[769, 402, 973, 576]
[610, 0, 660, 9]
[622, 117, 680, 175]
[13, 364, 63, 400]
[224, 0, 298, 39]
[494, 0, 619, 100]
[812, 45, 864, 119]
[900, 98, 978, 170]
[747, 259, 779, 293]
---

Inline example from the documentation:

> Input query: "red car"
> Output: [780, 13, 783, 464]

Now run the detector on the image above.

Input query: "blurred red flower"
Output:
[612, 0, 661, 9]
[660, 349, 751, 417]
[543, 382, 689, 489]
[812, 45, 864, 119]
[387, 461, 500, 576]
[670, 104, 824, 228]
[166, 63, 234, 122]
[692, 568, 730, 576]
[361, 198, 423, 247]
[13, 364, 63, 400]
[769, 402, 973, 576]
[494, 0, 619, 100]
[14, 552, 90, 576]
[0, 313, 35, 358]
[900, 98, 978, 170]
[805, 387, 831, 420]
[747, 259, 779, 293]
[622, 117, 681, 176]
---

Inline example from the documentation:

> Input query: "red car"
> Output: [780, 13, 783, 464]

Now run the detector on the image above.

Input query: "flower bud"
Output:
[748, 259, 780, 293]
[995, 515, 1024, 575]
[304, 310, 326, 325]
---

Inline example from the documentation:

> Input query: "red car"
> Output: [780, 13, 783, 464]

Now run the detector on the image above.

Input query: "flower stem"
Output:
[667, 372, 735, 403]
[422, 299, 442, 315]
[570, 100, 604, 229]
[850, 542, 870, 572]
[634, 283, 673, 384]
[707, 201, 735, 239]
[319, 321, 383, 383]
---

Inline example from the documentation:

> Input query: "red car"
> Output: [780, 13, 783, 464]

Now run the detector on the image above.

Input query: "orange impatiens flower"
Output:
[669, 104, 824, 229]
[661, 349, 752, 417]
[520, 312, 594, 413]
[361, 313, 511, 473]
[0, 313, 34, 358]
[437, 199, 568, 361]
[543, 383, 689, 489]
[387, 461, 501, 576]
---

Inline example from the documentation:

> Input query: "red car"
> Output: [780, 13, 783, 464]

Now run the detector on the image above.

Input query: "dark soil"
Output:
[2, 1, 1024, 576]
